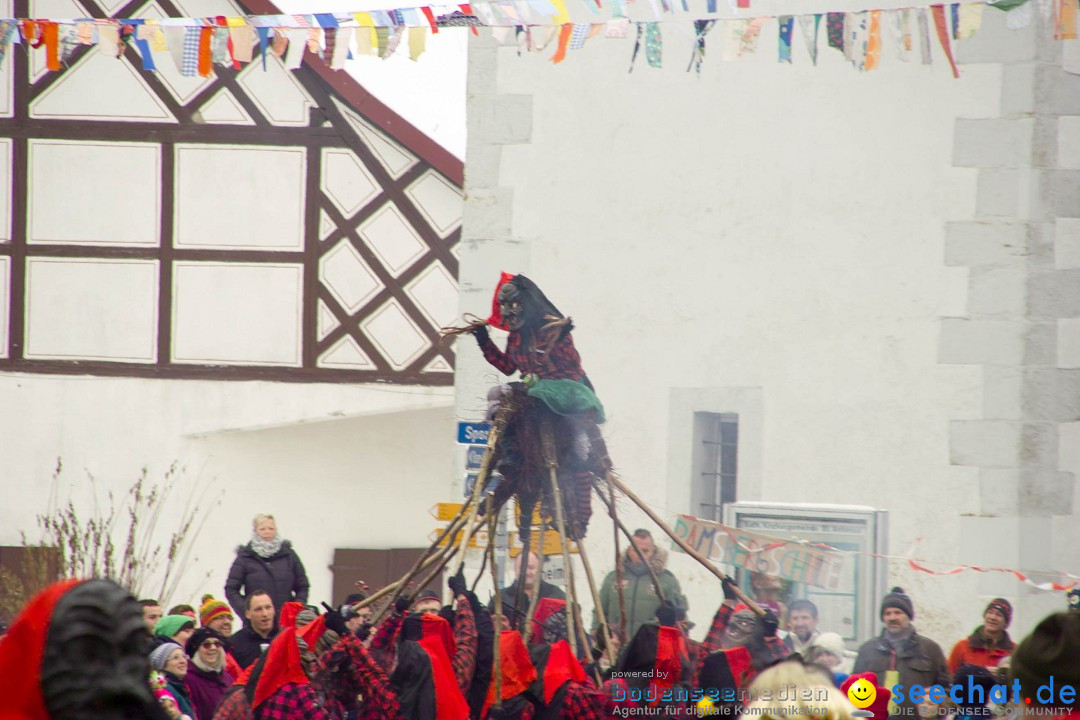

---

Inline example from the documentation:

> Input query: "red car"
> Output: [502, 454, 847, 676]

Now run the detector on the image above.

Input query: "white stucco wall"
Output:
[0, 374, 455, 614]
[455, 12, 1070, 648]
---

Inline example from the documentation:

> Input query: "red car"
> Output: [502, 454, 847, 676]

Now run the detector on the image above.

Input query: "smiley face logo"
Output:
[847, 678, 877, 709]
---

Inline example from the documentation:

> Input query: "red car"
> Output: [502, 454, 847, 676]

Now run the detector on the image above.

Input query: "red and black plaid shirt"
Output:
[212, 687, 250, 720]
[696, 603, 787, 687]
[451, 595, 478, 693]
[368, 610, 404, 672]
[314, 633, 405, 720]
[479, 327, 585, 381]
[558, 682, 609, 720]
[253, 683, 334, 720]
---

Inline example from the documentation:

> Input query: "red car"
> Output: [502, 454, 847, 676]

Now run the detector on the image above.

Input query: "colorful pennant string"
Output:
[0, 0, 1072, 80]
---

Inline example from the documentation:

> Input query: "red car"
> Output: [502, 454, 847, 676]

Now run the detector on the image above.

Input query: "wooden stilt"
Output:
[521, 518, 546, 644]
[487, 494, 503, 709]
[540, 420, 581, 660]
[576, 537, 615, 668]
[605, 472, 628, 643]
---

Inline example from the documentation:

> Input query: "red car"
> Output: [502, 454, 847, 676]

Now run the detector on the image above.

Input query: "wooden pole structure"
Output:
[576, 537, 615, 668]
[487, 494, 503, 710]
[592, 485, 667, 604]
[606, 471, 764, 616]
[605, 472, 628, 643]
[521, 519, 547, 645]
[356, 539, 456, 613]
[539, 421, 580, 660]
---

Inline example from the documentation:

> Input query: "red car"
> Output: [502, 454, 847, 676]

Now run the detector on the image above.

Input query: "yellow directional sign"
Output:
[429, 502, 464, 522]
[429, 526, 491, 549]
[509, 529, 578, 557]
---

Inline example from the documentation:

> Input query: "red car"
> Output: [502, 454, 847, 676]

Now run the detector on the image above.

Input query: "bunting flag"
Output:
[1060, 0, 1078, 37]
[957, 3, 984, 36]
[798, 14, 820, 64]
[688, 18, 716, 74]
[827, 11, 845, 52]
[778, 15, 793, 62]
[931, 3, 960, 76]
[629, 19, 644, 69]
[866, 10, 882, 68]
[645, 20, 662, 66]
[917, 7, 932, 63]
[551, 21, 572, 62]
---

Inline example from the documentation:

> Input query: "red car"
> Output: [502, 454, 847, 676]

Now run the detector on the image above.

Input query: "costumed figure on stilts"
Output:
[459, 274, 608, 634]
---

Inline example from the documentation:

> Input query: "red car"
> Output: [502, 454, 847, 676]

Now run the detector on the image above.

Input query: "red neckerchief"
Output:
[0, 579, 82, 720]
[486, 272, 517, 330]
[483, 631, 538, 714]
[251, 602, 307, 709]
[542, 640, 586, 704]
[417, 615, 470, 720]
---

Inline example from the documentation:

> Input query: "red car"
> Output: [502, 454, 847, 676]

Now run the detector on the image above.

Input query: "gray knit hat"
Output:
[881, 587, 915, 620]
[149, 642, 185, 671]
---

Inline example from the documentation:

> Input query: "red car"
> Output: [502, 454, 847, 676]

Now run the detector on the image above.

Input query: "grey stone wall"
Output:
[948, 7, 1080, 617]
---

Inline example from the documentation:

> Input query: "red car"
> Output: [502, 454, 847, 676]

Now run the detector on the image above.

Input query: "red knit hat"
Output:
[199, 594, 233, 627]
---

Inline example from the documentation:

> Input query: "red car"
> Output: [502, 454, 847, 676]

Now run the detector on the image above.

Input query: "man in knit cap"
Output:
[947, 599, 1015, 673]
[853, 587, 949, 719]
[1010, 611, 1080, 716]
[200, 594, 235, 636]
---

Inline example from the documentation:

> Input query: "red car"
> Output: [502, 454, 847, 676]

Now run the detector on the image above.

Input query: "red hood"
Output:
[486, 272, 516, 330]
[251, 602, 308, 709]
[0, 579, 82, 720]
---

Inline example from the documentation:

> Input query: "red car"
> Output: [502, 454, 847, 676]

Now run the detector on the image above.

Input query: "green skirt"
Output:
[526, 378, 605, 424]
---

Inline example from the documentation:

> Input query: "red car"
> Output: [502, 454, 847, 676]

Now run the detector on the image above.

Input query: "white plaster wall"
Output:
[0, 374, 455, 612]
[457, 27, 1020, 646]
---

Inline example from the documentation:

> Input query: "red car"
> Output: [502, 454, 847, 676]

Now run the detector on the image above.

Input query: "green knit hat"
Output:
[154, 614, 195, 638]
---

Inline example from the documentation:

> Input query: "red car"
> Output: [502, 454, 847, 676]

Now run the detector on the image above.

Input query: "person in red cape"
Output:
[613, 606, 691, 711]
[243, 601, 333, 720]
[524, 640, 607, 720]
[0, 578, 163, 720]
[389, 614, 471, 720]
[482, 631, 538, 720]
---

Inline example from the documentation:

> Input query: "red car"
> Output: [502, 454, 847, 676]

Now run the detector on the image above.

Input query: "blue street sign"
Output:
[457, 422, 491, 445]
[465, 446, 486, 470]
[464, 472, 501, 498]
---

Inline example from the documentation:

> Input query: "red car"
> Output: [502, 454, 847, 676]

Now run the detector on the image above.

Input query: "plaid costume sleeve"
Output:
[313, 634, 362, 713]
[340, 634, 405, 720]
[452, 594, 478, 692]
[369, 611, 404, 671]
[539, 330, 585, 381]
[478, 332, 518, 375]
[253, 683, 334, 720]
[561, 683, 608, 720]
[695, 603, 733, 684]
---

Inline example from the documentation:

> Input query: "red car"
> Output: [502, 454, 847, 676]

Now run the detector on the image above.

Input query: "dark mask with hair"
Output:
[721, 610, 762, 650]
[40, 579, 157, 720]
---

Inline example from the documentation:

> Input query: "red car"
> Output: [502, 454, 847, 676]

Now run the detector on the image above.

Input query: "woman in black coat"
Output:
[224, 513, 310, 620]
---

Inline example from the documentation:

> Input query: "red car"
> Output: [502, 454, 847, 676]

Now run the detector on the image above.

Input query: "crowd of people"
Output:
[1, 512, 1079, 720]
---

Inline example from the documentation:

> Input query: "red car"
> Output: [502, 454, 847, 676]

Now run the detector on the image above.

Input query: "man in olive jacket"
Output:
[593, 529, 687, 641]
[854, 587, 950, 719]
